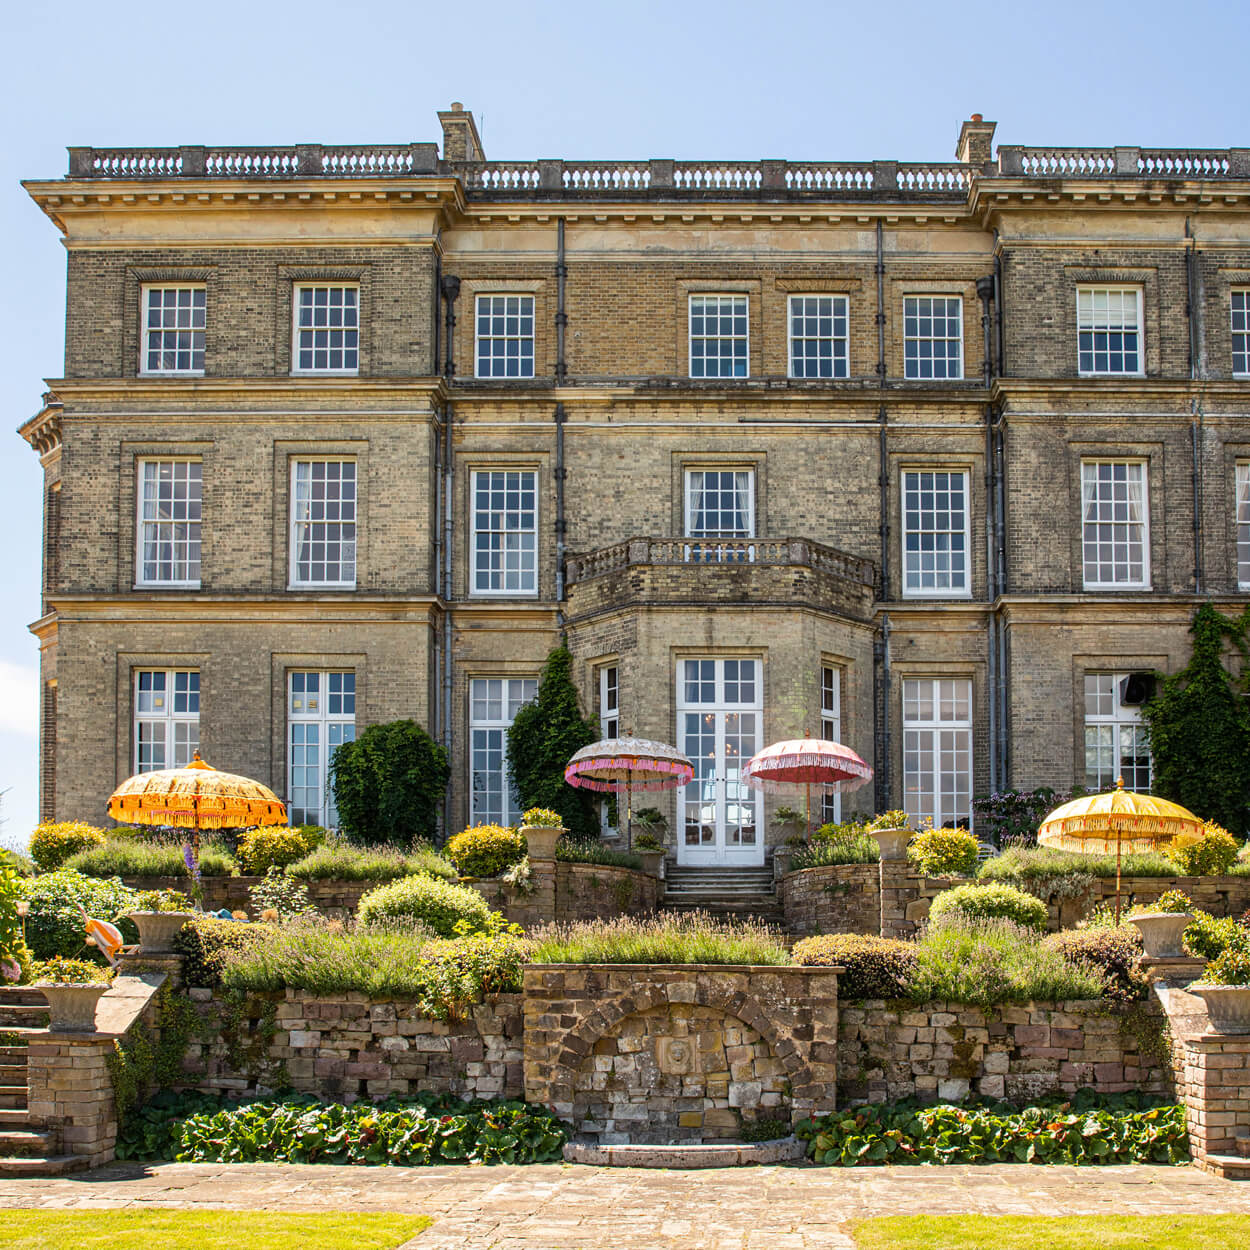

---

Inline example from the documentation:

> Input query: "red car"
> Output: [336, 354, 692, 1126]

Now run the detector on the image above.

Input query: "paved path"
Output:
[2, 1161, 1248, 1249]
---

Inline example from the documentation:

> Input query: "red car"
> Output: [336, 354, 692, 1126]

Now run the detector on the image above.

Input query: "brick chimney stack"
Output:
[438, 102, 485, 162]
[956, 114, 997, 167]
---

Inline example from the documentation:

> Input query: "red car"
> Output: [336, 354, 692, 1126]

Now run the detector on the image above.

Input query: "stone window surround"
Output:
[272, 440, 368, 594]
[138, 283, 207, 377]
[1076, 284, 1145, 378]
[899, 464, 974, 600]
[461, 454, 546, 600]
[669, 451, 766, 542]
[275, 266, 368, 377]
[454, 278, 547, 382]
[123, 265, 215, 379]
[290, 281, 361, 377]
[474, 291, 537, 380]
[774, 276, 864, 378]
[1067, 439, 1163, 595]
[269, 651, 366, 805]
[1068, 652, 1166, 791]
[286, 458, 359, 591]
[675, 279, 761, 380]
[787, 292, 850, 380]
[1078, 457, 1152, 591]
[1064, 266, 1159, 377]
[887, 451, 980, 601]
[901, 290, 964, 381]
[119, 440, 212, 594]
[113, 651, 208, 787]
[687, 292, 751, 380]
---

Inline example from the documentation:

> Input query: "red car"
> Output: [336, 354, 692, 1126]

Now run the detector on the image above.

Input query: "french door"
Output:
[677, 658, 764, 866]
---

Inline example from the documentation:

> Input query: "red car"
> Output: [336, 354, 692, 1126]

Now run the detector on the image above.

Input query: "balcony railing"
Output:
[63, 146, 1250, 195]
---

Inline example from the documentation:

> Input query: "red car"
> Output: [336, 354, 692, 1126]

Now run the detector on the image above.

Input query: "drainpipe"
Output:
[878, 405, 890, 600]
[878, 614, 892, 811]
[993, 244, 1006, 377]
[1185, 221, 1204, 594]
[441, 400, 455, 840]
[1191, 402, 1204, 594]
[554, 402, 567, 622]
[555, 218, 568, 384]
[977, 276, 997, 791]
[441, 275, 460, 379]
[875, 219, 886, 386]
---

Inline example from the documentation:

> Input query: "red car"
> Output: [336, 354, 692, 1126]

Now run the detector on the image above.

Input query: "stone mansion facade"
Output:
[19, 107, 1250, 866]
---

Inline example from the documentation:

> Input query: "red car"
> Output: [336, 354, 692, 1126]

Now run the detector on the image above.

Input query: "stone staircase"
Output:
[0, 988, 85, 1175]
[660, 866, 787, 931]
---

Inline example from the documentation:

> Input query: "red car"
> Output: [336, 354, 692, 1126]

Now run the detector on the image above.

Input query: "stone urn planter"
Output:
[38, 983, 111, 1033]
[128, 910, 195, 954]
[1129, 911, 1193, 960]
[871, 827, 911, 861]
[1190, 985, 1250, 1034]
[521, 824, 564, 861]
[637, 849, 665, 877]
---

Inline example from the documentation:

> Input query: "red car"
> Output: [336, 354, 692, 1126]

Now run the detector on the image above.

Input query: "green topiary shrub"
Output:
[791, 933, 917, 999]
[171, 916, 277, 988]
[357, 874, 492, 938]
[444, 824, 527, 879]
[1043, 926, 1147, 1005]
[908, 827, 979, 877]
[29, 822, 107, 872]
[928, 881, 1049, 932]
[236, 826, 319, 876]
[330, 719, 450, 847]
[1183, 910, 1247, 961]
[1168, 823, 1240, 876]
[18, 871, 139, 960]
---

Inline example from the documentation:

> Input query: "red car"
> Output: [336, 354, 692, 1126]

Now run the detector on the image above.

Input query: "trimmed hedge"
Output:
[29, 822, 106, 872]
[444, 825, 526, 879]
[791, 933, 916, 999]
[171, 916, 277, 988]
[356, 874, 492, 937]
[908, 827, 978, 877]
[929, 882, 1049, 932]
[1043, 926, 1147, 1005]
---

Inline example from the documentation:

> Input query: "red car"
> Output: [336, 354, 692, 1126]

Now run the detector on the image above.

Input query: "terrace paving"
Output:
[0, 1160, 1248, 1248]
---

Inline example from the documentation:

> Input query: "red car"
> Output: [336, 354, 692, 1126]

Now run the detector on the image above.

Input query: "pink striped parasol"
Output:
[742, 735, 873, 839]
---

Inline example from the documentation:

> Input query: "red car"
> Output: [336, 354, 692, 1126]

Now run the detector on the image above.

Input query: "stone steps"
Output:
[0, 1129, 56, 1158]
[0, 1154, 87, 1176]
[0, 987, 66, 1176]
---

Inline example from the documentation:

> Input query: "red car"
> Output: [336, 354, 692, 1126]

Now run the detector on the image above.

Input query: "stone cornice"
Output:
[18, 399, 63, 461]
[995, 593, 1249, 625]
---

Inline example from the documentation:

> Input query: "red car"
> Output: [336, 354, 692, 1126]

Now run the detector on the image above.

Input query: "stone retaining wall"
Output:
[778, 863, 878, 936]
[837, 998, 1172, 1105]
[181, 989, 525, 1104]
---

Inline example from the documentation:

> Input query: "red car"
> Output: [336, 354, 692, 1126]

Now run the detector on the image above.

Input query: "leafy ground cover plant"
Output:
[553, 839, 642, 870]
[285, 839, 454, 883]
[117, 1088, 567, 1165]
[1041, 926, 1147, 1005]
[530, 911, 788, 965]
[249, 868, 318, 922]
[908, 827, 979, 877]
[65, 837, 236, 879]
[929, 881, 1049, 931]
[32, 955, 114, 984]
[171, 915, 277, 988]
[908, 918, 1106, 1006]
[1183, 910, 1247, 960]
[444, 824, 527, 878]
[791, 933, 917, 998]
[356, 874, 493, 937]
[18, 870, 139, 959]
[1197, 947, 1250, 985]
[798, 1091, 1187, 1167]
[29, 821, 107, 871]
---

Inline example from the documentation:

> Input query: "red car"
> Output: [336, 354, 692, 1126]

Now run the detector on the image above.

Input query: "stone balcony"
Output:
[564, 537, 877, 622]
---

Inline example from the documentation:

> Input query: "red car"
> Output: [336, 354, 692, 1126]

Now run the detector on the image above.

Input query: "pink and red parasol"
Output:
[742, 735, 873, 839]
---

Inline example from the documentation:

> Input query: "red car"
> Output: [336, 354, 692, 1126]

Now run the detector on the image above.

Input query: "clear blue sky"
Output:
[1, 0, 1248, 844]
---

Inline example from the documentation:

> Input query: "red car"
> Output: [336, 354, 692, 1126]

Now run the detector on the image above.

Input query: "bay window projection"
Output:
[902, 678, 972, 830]
[1084, 674, 1152, 793]
[684, 468, 754, 563]
[470, 677, 538, 826]
[134, 670, 199, 773]
[288, 671, 356, 827]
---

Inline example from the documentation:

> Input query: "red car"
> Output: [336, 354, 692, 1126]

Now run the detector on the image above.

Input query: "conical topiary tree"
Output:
[507, 645, 600, 840]
[1142, 603, 1250, 837]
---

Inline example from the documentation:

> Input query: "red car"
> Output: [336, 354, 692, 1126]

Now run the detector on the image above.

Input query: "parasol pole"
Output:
[1114, 777, 1125, 926]
[805, 781, 811, 845]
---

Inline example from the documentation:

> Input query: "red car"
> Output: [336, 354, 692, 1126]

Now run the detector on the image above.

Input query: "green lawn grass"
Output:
[0, 1210, 430, 1249]
[850, 1214, 1250, 1250]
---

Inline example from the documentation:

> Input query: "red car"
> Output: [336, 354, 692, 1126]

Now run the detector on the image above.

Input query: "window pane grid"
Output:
[288, 670, 355, 826]
[139, 460, 202, 585]
[821, 665, 842, 824]
[903, 296, 962, 379]
[134, 669, 199, 773]
[789, 295, 848, 378]
[1081, 460, 1148, 588]
[470, 677, 537, 825]
[1084, 673, 1152, 792]
[476, 295, 535, 378]
[599, 665, 620, 837]
[902, 678, 972, 830]
[1233, 291, 1249, 376]
[1078, 287, 1141, 375]
[1236, 463, 1250, 590]
[291, 460, 357, 586]
[689, 295, 749, 378]
[294, 285, 359, 373]
[143, 286, 205, 373]
[903, 470, 969, 594]
[472, 470, 538, 595]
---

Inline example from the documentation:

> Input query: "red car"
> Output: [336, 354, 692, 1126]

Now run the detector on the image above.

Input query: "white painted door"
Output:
[677, 658, 764, 866]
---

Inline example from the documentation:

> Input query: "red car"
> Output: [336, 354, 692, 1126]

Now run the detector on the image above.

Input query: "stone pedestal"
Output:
[879, 857, 918, 940]
[1139, 955, 1206, 987]
[1179, 1033, 1250, 1174]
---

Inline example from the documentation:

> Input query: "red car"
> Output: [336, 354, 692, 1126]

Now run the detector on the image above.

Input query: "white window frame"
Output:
[288, 670, 356, 827]
[683, 468, 755, 539]
[288, 459, 357, 590]
[788, 294, 849, 379]
[134, 669, 199, 774]
[1077, 286, 1144, 377]
[599, 665, 620, 839]
[469, 676, 538, 826]
[1236, 461, 1250, 591]
[689, 294, 750, 379]
[903, 295, 963, 380]
[135, 458, 202, 589]
[139, 284, 206, 376]
[1081, 459, 1151, 590]
[1083, 673, 1152, 793]
[1233, 290, 1249, 378]
[475, 294, 536, 379]
[820, 665, 842, 825]
[291, 283, 359, 376]
[470, 469, 539, 598]
[901, 469, 972, 598]
[902, 677, 973, 831]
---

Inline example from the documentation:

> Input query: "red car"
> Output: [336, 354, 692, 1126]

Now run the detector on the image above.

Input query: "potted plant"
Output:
[1190, 948, 1250, 1034]
[34, 957, 114, 1032]
[867, 810, 911, 861]
[129, 887, 195, 954]
[519, 808, 565, 861]
[632, 832, 666, 877]
[1128, 889, 1195, 959]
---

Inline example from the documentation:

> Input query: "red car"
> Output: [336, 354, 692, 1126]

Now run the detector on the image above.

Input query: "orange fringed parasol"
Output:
[107, 752, 287, 831]
[1037, 778, 1204, 922]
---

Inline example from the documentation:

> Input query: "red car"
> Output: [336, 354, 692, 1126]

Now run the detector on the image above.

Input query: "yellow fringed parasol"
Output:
[107, 752, 287, 831]
[1037, 777, 1204, 922]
